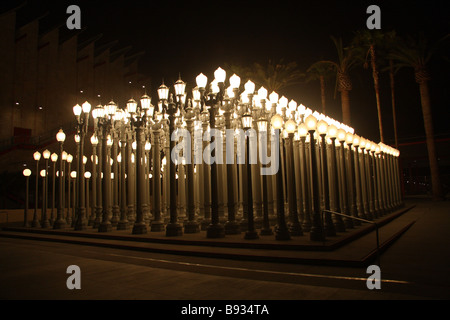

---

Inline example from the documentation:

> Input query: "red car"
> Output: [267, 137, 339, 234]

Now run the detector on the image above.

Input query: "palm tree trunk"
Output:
[340, 90, 351, 126]
[320, 75, 326, 114]
[370, 45, 384, 143]
[389, 59, 399, 149]
[418, 79, 443, 200]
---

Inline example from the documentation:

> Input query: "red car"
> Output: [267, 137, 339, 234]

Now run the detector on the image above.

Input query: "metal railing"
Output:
[321, 209, 380, 266]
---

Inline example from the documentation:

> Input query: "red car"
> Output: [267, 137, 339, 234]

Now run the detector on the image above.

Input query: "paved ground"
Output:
[0, 197, 449, 310]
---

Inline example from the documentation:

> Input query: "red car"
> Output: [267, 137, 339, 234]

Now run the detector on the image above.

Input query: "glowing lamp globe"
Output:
[337, 129, 347, 142]
[140, 94, 151, 110]
[327, 124, 338, 138]
[214, 67, 226, 83]
[229, 74, 240, 89]
[257, 118, 268, 132]
[73, 104, 82, 116]
[157, 83, 169, 101]
[258, 86, 268, 100]
[51, 153, 58, 162]
[305, 114, 317, 131]
[174, 78, 186, 96]
[23, 168, 31, 177]
[279, 96, 288, 109]
[269, 91, 279, 104]
[317, 120, 328, 135]
[241, 112, 252, 130]
[345, 132, 354, 145]
[67, 154, 73, 163]
[82, 101, 91, 113]
[353, 135, 360, 147]
[43, 149, 51, 159]
[285, 119, 296, 134]
[40, 169, 46, 177]
[33, 151, 41, 161]
[56, 129, 66, 142]
[244, 80, 255, 94]
[298, 123, 308, 137]
[196, 73, 208, 89]
[270, 114, 284, 130]
[288, 100, 297, 113]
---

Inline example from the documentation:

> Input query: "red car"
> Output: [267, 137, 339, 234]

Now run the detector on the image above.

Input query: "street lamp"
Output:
[242, 112, 258, 240]
[74, 101, 91, 230]
[270, 114, 290, 240]
[97, 102, 115, 232]
[317, 119, 335, 237]
[40, 169, 49, 227]
[50, 153, 58, 225]
[32, 151, 41, 228]
[305, 114, 324, 241]
[285, 118, 303, 236]
[127, 94, 154, 235]
[298, 123, 312, 232]
[257, 116, 273, 236]
[345, 132, 361, 225]
[85, 171, 91, 225]
[41, 149, 51, 228]
[54, 129, 66, 229]
[23, 168, 31, 227]
[66, 153, 73, 225]
[327, 125, 346, 232]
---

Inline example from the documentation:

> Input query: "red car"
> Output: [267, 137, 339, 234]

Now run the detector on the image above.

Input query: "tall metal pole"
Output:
[54, 141, 65, 229]
[32, 157, 40, 228]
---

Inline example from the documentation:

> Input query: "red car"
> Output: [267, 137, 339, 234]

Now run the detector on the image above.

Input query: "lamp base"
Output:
[132, 222, 148, 235]
[150, 220, 165, 232]
[98, 222, 112, 233]
[53, 219, 66, 229]
[244, 230, 259, 240]
[224, 220, 241, 235]
[184, 221, 200, 233]
[166, 223, 183, 237]
[206, 223, 225, 238]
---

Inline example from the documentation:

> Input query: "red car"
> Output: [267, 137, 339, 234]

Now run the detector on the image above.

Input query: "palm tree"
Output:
[309, 36, 357, 126]
[388, 33, 449, 200]
[352, 29, 386, 142]
[224, 59, 304, 94]
[306, 61, 335, 114]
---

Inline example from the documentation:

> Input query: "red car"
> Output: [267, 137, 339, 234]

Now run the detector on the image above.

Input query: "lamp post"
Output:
[127, 93, 154, 235]
[317, 119, 336, 236]
[196, 69, 227, 238]
[270, 114, 290, 240]
[90, 134, 98, 226]
[345, 133, 361, 226]
[159, 79, 184, 237]
[41, 149, 51, 228]
[97, 102, 115, 232]
[85, 171, 91, 224]
[50, 153, 58, 225]
[117, 122, 129, 230]
[66, 154, 73, 225]
[54, 129, 66, 229]
[337, 129, 353, 228]
[150, 117, 164, 232]
[305, 114, 324, 241]
[32, 151, 41, 228]
[184, 101, 200, 233]
[298, 123, 312, 232]
[257, 116, 273, 236]
[23, 168, 31, 227]
[73, 101, 91, 230]
[40, 169, 49, 227]
[327, 125, 345, 232]
[285, 118, 303, 236]
[242, 111, 258, 240]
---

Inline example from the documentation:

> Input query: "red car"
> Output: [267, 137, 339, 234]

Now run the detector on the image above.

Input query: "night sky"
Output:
[3, 0, 450, 145]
